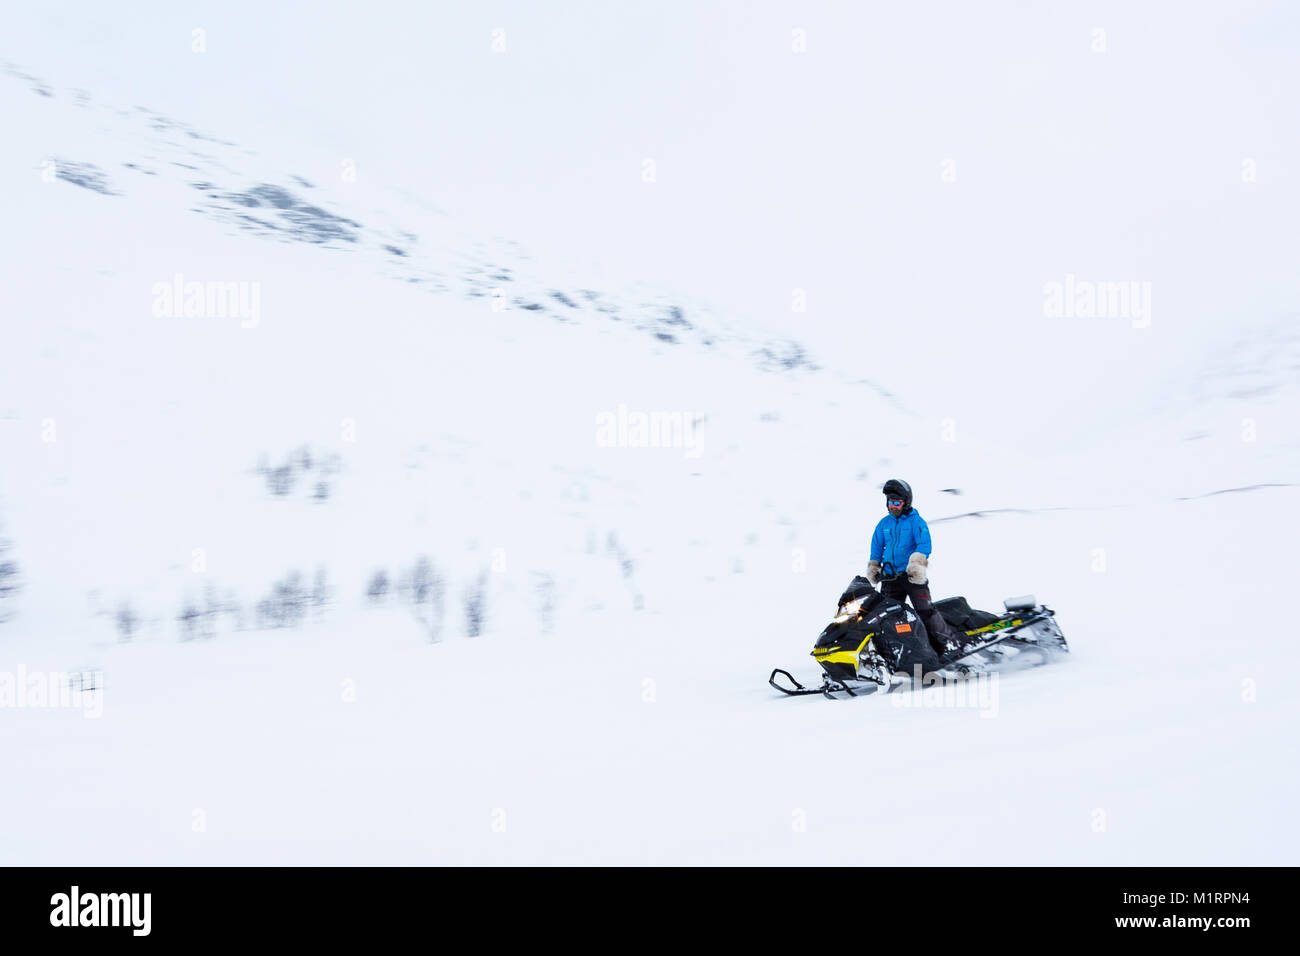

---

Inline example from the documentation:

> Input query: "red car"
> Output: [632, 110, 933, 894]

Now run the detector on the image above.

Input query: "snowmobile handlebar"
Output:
[836, 569, 909, 612]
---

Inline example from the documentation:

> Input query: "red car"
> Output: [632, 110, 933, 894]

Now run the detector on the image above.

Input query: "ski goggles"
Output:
[887, 498, 905, 508]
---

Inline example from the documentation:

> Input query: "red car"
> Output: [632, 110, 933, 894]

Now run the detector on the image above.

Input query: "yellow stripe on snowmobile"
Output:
[813, 632, 874, 665]
[814, 650, 859, 665]
[963, 618, 1023, 636]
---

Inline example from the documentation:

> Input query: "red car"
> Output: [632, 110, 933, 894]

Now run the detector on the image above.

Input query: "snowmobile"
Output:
[768, 574, 1068, 699]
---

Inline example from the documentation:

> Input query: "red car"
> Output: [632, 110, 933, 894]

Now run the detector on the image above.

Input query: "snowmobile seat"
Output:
[933, 596, 1001, 631]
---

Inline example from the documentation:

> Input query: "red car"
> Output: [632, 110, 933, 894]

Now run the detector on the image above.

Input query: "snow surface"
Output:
[2, 3, 1298, 865]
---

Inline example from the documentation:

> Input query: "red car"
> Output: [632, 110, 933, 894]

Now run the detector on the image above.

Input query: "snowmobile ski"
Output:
[768, 668, 886, 699]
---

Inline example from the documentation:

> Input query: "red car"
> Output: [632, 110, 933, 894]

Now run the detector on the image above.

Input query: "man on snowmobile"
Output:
[857, 479, 965, 660]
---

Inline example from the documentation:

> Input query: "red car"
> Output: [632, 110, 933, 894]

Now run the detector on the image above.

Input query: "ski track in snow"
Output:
[1174, 482, 1298, 501]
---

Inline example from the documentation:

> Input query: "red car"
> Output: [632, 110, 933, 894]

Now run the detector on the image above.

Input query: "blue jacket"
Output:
[871, 509, 933, 575]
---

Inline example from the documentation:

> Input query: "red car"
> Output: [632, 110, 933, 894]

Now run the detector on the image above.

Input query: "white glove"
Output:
[866, 560, 882, 585]
[906, 552, 928, 585]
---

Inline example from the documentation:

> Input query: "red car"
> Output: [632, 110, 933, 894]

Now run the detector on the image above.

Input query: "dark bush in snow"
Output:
[533, 572, 557, 634]
[259, 445, 338, 499]
[366, 569, 390, 604]
[257, 570, 307, 627]
[115, 602, 138, 641]
[0, 533, 17, 622]
[408, 555, 433, 604]
[179, 599, 202, 640]
[266, 463, 296, 496]
[463, 573, 487, 638]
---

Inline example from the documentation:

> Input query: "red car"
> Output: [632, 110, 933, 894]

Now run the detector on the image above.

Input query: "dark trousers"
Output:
[881, 575, 963, 657]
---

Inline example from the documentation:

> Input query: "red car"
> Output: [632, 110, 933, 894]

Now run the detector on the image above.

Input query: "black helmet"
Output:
[882, 478, 913, 510]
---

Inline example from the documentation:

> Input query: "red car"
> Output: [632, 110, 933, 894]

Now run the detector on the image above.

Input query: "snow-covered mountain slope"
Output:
[2, 5, 1298, 866]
